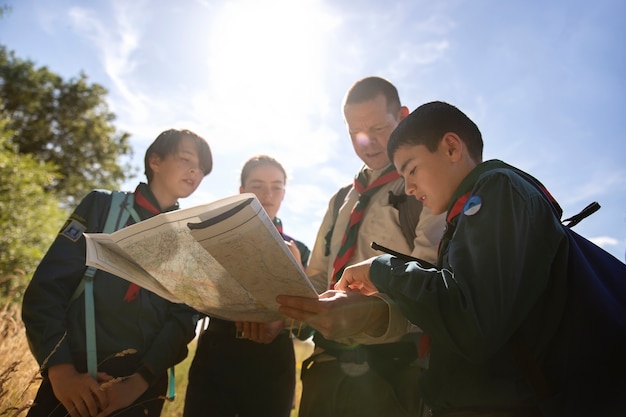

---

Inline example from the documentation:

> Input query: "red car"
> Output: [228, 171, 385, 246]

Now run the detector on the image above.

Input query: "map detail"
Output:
[85, 193, 318, 322]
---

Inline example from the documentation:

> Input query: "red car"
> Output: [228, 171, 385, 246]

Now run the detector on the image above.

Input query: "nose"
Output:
[404, 180, 417, 197]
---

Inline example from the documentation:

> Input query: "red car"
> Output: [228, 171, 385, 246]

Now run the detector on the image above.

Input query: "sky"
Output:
[1, 0, 625, 262]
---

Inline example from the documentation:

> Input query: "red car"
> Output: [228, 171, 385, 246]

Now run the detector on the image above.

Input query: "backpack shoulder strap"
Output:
[324, 184, 352, 256]
[103, 191, 140, 232]
[71, 190, 139, 379]
[388, 191, 423, 250]
[70, 191, 138, 302]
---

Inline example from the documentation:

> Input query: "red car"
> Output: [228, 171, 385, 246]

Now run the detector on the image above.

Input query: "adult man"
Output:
[299, 77, 445, 417]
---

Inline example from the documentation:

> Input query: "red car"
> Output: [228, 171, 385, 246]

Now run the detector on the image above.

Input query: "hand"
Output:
[276, 290, 388, 340]
[285, 240, 304, 269]
[335, 258, 379, 295]
[96, 373, 149, 417]
[47, 363, 109, 417]
[235, 320, 285, 344]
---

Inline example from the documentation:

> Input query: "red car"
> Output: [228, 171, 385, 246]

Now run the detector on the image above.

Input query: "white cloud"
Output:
[589, 236, 620, 248]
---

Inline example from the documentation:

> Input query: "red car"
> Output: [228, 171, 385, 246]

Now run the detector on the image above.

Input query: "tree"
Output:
[0, 46, 134, 205]
[0, 108, 67, 299]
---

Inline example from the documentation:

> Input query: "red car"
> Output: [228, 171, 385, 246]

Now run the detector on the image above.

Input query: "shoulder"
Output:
[282, 233, 309, 251]
[475, 168, 544, 200]
[332, 183, 353, 204]
[81, 189, 114, 206]
[67, 189, 116, 232]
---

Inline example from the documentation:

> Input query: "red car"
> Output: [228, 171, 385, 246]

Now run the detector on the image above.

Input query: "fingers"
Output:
[276, 295, 325, 314]
[91, 383, 109, 413]
[49, 364, 107, 417]
[237, 321, 265, 343]
[244, 322, 260, 341]
[96, 374, 147, 417]
[278, 304, 310, 322]
[335, 262, 378, 294]
[63, 389, 102, 417]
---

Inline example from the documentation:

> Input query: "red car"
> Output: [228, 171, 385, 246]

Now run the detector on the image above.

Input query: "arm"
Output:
[22, 192, 113, 416]
[368, 173, 567, 361]
[22, 191, 106, 368]
[135, 301, 198, 374]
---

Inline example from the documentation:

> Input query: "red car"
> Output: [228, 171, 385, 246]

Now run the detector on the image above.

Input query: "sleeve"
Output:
[370, 173, 566, 363]
[409, 207, 446, 265]
[295, 240, 311, 268]
[21, 191, 108, 368]
[138, 302, 199, 375]
[335, 291, 416, 345]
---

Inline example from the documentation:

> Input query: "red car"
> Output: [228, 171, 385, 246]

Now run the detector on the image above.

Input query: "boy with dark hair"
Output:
[22, 128, 213, 417]
[276, 101, 591, 416]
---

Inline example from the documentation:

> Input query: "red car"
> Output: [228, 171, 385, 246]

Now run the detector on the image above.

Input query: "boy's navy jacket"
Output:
[369, 160, 626, 416]
[22, 185, 198, 378]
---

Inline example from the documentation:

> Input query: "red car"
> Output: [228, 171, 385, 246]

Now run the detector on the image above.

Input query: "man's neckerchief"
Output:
[330, 165, 400, 287]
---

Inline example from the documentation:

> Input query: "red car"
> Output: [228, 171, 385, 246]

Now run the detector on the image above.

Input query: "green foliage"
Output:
[0, 46, 134, 205]
[0, 115, 67, 299]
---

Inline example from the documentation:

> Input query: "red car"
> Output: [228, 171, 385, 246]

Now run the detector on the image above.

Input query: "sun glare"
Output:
[207, 0, 337, 121]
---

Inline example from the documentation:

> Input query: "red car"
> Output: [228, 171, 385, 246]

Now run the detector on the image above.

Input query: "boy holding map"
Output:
[22, 128, 213, 417]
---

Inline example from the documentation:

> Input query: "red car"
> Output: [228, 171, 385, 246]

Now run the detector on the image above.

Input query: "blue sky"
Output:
[1, 0, 625, 261]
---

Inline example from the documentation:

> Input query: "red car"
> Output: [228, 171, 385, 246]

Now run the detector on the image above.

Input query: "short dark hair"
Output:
[240, 155, 287, 187]
[144, 128, 213, 182]
[387, 101, 483, 163]
[343, 76, 401, 115]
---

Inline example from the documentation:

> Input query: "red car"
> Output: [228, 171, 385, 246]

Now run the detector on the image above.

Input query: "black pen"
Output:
[371, 241, 437, 269]
[371, 241, 417, 262]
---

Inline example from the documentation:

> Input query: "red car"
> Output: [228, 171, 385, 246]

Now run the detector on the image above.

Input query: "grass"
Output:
[0, 302, 40, 417]
[0, 302, 314, 417]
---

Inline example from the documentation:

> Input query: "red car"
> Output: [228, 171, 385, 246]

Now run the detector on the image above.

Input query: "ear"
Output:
[397, 106, 410, 121]
[148, 153, 162, 173]
[239, 186, 244, 194]
[441, 133, 463, 162]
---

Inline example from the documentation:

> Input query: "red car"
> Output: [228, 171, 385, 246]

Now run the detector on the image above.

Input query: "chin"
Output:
[366, 161, 390, 171]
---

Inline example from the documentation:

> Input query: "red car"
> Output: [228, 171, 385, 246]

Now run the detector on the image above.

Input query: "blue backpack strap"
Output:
[167, 367, 176, 400]
[74, 191, 138, 379]
[83, 266, 98, 379]
[103, 191, 140, 232]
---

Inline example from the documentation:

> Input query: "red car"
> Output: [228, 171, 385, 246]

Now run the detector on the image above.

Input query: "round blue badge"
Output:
[463, 195, 482, 216]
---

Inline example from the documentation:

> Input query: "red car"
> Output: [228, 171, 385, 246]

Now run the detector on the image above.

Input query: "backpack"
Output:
[323, 184, 422, 256]
[512, 170, 626, 417]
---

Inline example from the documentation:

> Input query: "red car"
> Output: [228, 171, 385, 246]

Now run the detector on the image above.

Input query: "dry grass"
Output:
[0, 302, 40, 417]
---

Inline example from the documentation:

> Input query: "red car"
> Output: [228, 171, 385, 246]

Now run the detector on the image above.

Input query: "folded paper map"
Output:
[84, 193, 318, 322]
